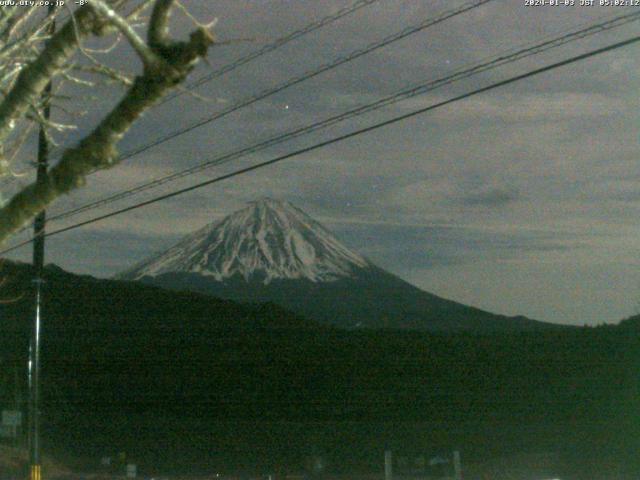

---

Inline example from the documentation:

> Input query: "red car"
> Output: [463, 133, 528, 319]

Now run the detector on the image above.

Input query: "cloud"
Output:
[460, 185, 520, 207]
[390, 176, 522, 216]
[3, 0, 637, 325]
[330, 221, 586, 274]
[396, 91, 629, 123]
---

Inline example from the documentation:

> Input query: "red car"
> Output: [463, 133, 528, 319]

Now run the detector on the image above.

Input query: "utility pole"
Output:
[384, 450, 393, 480]
[453, 450, 462, 480]
[29, 5, 55, 480]
[14, 365, 22, 448]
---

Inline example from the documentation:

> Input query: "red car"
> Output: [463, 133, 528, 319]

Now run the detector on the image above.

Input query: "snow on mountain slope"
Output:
[120, 198, 370, 284]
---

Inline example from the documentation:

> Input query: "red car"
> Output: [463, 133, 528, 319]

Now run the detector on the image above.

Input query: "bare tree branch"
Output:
[0, 1, 214, 243]
[88, 0, 161, 67]
[75, 64, 134, 87]
[0, 6, 99, 153]
[126, 0, 156, 22]
[148, 0, 174, 50]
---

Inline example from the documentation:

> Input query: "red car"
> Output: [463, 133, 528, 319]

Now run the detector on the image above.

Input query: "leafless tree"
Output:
[0, 0, 214, 244]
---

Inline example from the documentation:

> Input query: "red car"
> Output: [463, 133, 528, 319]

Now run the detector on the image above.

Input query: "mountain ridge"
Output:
[119, 198, 370, 284]
[119, 198, 566, 332]
[0, 259, 633, 476]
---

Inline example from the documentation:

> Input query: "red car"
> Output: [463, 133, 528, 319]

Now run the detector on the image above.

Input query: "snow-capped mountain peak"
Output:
[120, 198, 370, 284]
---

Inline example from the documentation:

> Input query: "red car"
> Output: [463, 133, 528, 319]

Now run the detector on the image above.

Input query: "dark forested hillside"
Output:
[118, 198, 562, 333]
[0, 261, 638, 478]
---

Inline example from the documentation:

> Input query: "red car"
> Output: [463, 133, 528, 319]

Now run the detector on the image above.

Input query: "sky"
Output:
[3, 0, 640, 326]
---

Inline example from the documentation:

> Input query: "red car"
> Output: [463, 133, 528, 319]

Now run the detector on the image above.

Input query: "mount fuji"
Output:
[118, 198, 560, 332]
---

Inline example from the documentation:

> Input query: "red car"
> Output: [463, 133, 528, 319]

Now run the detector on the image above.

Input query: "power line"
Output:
[39, 0, 380, 163]
[64, 0, 495, 167]
[2, 33, 638, 256]
[40, 0, 494, 223]
[160, 0, 382, 106]
[43, 9, 640, 225]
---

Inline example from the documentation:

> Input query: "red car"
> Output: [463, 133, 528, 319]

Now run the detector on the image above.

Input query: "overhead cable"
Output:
[2, 32, 638, 255]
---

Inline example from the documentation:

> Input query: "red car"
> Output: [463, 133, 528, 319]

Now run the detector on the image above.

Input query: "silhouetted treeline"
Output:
[0, 261, 638, 477]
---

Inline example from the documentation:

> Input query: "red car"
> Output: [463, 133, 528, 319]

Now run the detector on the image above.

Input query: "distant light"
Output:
[284, 105, 289, 110]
